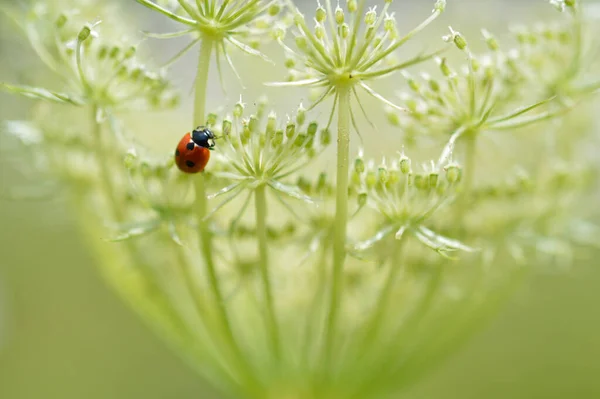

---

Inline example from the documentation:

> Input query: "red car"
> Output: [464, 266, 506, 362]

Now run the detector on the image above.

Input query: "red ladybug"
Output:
[174, 126, 215, 173]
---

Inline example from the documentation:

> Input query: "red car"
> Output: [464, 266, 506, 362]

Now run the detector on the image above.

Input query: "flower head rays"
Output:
[269, 0, 447, 132]
[204, 99, 331, 221]
[136, 0, 283, 85]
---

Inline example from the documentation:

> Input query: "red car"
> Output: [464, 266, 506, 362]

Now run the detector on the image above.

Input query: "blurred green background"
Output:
[1, 0, 600, 398]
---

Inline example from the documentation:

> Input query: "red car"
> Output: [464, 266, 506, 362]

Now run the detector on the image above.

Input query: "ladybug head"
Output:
[191, 126, 216, 149]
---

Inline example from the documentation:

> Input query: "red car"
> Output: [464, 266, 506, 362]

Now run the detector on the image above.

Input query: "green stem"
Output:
[456, 134, 476, 232]
[193, 40, 213, 127]
[350, 264, 445, 399]
[192, 39, 261, 394]
[355, 237, 405, 358]
[324, 84, 351, 362]
[255, 184, 281, 359]
[89, 105, 193, 350]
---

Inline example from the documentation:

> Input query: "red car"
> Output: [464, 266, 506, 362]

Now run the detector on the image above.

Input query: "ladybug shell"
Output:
[175, 132, 210, 173]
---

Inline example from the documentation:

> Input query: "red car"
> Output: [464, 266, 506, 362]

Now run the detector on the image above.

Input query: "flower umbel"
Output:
[206, 99, 330, 216]
[270, 0, 447, 117]
[137, 0, 283, 83]
[1, 2, 177, 112]
[1, 1, 600, 399]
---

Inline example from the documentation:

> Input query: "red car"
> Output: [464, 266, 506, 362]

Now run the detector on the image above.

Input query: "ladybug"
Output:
[174, 126, 216, 173]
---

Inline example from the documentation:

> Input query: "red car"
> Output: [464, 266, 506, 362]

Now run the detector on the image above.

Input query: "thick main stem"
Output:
[324, 85, 352, 362]
[255, 184, 281, 359]
[192, 39, 258, 392]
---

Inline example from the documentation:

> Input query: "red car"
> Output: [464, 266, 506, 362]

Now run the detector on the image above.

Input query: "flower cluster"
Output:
[271, 0, 448, 119]
[1, 1, 177, 112]
[137, 0, 284, 83]
[1, 1, 599, 399]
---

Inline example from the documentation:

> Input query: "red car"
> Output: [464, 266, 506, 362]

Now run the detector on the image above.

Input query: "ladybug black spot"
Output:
[186, 160, 196, 168]
[186, 142, 195, 151]
[175, 149, 180, 156]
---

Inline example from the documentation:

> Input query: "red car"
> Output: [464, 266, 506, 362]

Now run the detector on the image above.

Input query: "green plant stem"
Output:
[350, 265, 445, 399]
[324, 84, 351, 363]
[355, 237, 406, 358]
[301, 237, 330, 371]
[89, 105, 192, 349]
[255, 184, 281, 359]
[192, 39, 260, 394]
[456, 134, 477, 231]
[193, 40, 213, 127]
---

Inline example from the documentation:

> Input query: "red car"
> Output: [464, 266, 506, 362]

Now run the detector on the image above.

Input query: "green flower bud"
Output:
[98, 45, 108, 60]
[386, 108, 400, 126]
[296, 104, 306, 126]
[384, 14, 396, 32]
[78, 26, 92, 42]
[266, 112, 277, 134]
[404, 73, 420, 92]
[307, 122, 318, 137]
[297, 176, 312, 194]
[109, 46, 120, 59]
[445, 163, 462, 183]
[438, 57, 452, 77]
[272, 26, 285, 41]
[294, 133, 308, 148]
[354, 157, 365, 174]
[293, 13, 305, 26]
[269, 3, 281, 16]
[347, 0, 358, 13]
[233, 100, 244, 118]
[434, 0, 446, 12]
[295, 36, 308, 51]
[315, 24, 325, 40]
[399, 155, 411, 174]
[285, 58, 295, 69]
[340, 23, 350, 39]
[427, 77, 441, 92]
[388, 167, 400, 186]
[286, 122, 296, 138]
[272, 130, 284, 148]
[124, 46, 136, 59]
[366, 8, 377, 27]
[429, 172, 439, 188]
[222, 119, 232, 136]
[481, 29, 499, 51]
[335, 6, 345, 24]
[55, 14, 67, 28]
[316, 6, 327, 23]
[248, 115, 259, 132]
[320, 128, 331, 146]
[444, 27, 467, 50]
[414, 174, 429, 190]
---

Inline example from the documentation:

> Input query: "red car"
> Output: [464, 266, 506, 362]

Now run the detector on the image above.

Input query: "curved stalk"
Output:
[255, 184, 281, 359]
[324, 84, 352, 363]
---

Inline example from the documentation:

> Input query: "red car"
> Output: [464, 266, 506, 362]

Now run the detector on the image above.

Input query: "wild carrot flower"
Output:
[270, 0, 448, 118]
[1, 1, 178, 113]
[1, 1, 600, 399]
[136, 0, 283, 85]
